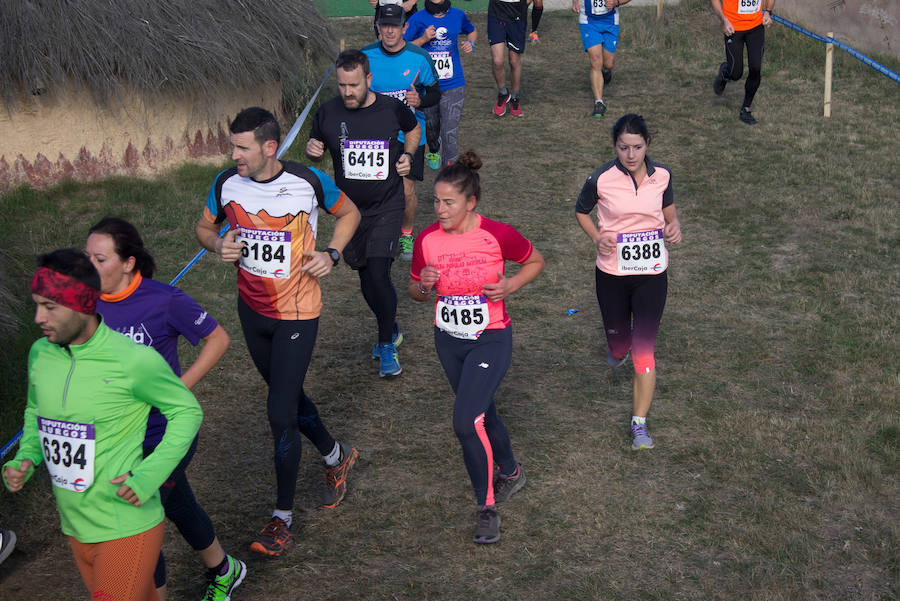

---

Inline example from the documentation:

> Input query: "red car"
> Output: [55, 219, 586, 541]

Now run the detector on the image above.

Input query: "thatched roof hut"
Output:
[0, 0, 338, 191]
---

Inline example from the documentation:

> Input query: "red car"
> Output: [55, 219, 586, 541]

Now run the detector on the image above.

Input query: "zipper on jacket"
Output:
[62, 346, 75, 408]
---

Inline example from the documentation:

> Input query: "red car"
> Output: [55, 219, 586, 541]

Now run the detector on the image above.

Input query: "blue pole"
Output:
[0, 62, 338, 461]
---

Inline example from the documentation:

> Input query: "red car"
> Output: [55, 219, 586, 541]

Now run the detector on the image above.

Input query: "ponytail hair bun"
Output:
[455, 150, 482, 172]
[436, 149, 482, 203]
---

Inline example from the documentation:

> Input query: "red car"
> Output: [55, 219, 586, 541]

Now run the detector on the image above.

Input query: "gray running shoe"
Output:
[0, 529, 16, 566]
[592, 99, 607, 118]
[473, 506, 501, 544]
[606, 349, 630, 368]
[494, 464, 526, 505]
[322, 443, 359, 508]
[631, 422, 655, 450]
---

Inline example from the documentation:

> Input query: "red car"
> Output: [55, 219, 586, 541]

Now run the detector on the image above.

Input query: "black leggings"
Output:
[144, 436, 215, 588]
[595, 268, 667, 374]
[435, 326, 517, 507]
[723, 24, 765, 109]
[238, 297, 335, 510]
[358, 257, 397, 343]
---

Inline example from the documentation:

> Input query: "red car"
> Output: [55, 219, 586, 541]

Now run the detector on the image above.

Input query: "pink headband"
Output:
[31, 267, 99, 315]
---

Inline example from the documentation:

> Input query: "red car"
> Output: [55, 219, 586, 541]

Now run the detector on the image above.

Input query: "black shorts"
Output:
[341, 208, 405, 269]
[405, 146, 425, 182]
[487, 14, 527, 54]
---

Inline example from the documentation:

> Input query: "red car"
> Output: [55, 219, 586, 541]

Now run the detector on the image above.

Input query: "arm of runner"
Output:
[572, 0, 580, 13]
[419, 81, 441, 109]
[576, 211, 616, 255]
[762, 4, 773, 26]
[410, 25, 436, 47]
[481, 248, 545, 302]
[300, 197, 361, 278]
[663, 204, 682, 244]
[709, 0, 735, 34]
[3, 459, 34, 492]
[408, 262, 440, 301]
[179, 325, 230, 390]
[462, 31, 478, 53]
[3, 350, 44, 491]
[306, 138, 326, 162]
[122, 349, 202, 505]
[196, 218, 243, 262]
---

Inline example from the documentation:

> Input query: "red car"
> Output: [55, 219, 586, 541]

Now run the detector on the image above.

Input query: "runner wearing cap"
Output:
[364, 2, 441, 261]
[4, 248, 203, 601]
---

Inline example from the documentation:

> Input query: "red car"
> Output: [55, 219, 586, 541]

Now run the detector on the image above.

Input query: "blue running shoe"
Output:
[376, 342, 402, 378]
[372, 323, 403, 359]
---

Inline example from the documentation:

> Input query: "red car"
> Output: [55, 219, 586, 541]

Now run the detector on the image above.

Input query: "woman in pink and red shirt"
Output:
[409, 151, 544, 545]
[575, 113, 682, 451]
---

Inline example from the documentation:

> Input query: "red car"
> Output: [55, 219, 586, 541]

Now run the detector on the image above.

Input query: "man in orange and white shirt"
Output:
[196, 107, 362, 558]
[711, 0, 774, 125]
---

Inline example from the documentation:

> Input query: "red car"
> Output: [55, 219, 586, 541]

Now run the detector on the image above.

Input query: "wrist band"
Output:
[417, 282, 430, 296]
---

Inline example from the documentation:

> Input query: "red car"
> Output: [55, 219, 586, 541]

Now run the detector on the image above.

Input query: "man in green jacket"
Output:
[3, 249, 203, 601]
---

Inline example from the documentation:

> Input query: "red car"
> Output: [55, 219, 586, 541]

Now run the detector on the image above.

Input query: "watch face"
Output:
[327, 249, 340, 265]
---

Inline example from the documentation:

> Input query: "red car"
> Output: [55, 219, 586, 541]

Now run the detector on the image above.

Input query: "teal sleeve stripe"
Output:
[307, 166, 342, 211]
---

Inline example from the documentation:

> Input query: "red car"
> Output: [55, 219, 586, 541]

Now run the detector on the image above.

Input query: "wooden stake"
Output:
[657, 0, 663, 19]
[824, 32, 833, 118]
[340, 39, 345, 52]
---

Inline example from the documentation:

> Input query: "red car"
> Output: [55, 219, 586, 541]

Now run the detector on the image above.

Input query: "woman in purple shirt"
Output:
[85, 217, 244, 601]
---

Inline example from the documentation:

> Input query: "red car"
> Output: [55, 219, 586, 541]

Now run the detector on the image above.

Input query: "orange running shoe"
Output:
[322, 443, 359, 508]
[249, 516, 294, 557]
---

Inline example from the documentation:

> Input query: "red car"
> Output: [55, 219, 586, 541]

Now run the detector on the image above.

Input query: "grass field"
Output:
[1, 2, 898, 600]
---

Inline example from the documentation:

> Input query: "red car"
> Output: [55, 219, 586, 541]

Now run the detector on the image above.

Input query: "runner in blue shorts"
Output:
[573, 0, 632, 118]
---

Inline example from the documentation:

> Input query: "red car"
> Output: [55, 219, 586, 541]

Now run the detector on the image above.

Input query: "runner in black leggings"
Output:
[711, 0, 774, 124]
[575, 114, 682, 450]
[409, 150, 544, 544]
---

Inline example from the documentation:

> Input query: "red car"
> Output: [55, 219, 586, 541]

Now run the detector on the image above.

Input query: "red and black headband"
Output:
[31, 267, 99, 315]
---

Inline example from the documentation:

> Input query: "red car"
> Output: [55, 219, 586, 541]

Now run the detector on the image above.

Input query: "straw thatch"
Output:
[0, 0, 338, 108]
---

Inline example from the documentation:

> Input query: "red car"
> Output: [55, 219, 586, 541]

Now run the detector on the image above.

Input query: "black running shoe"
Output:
[739, 107, 757, 125]
[592, 99, 607, 118]
[713, 62, 728, 96]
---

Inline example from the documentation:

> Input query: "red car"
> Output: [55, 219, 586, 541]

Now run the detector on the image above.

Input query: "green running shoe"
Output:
[202, 555, 246, 601]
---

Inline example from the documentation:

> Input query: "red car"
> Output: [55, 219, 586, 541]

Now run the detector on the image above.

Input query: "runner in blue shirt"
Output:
[405, 0, 477, 170]
[363, 3, 440, 261]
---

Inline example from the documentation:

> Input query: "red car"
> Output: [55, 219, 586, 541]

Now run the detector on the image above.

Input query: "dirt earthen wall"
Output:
[779, 0, 898, 59]
[0, 84, 283, 191]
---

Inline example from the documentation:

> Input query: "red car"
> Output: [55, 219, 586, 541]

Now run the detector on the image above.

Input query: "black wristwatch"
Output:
[325, 247, 340, 266]
[403, 151, 415, 163]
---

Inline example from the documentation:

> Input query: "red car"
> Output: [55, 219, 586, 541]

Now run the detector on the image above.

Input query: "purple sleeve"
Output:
[166, 288, 218, 346]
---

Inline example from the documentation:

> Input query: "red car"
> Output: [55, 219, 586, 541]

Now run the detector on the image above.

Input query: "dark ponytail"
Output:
[88, 217, 156, 279]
